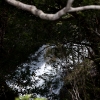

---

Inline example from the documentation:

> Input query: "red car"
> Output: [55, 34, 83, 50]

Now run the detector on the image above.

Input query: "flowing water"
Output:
[6, 44, 88, 99]
[7, 45, 64, 99]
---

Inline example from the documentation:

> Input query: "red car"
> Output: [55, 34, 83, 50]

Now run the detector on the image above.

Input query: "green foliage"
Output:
[15, 94, 47, 100]
[34, 98, 47, 100]
[15, 94, 31, 100]
[1, 0, 100, 99]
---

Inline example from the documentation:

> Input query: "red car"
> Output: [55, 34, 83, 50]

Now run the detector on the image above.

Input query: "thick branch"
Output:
[6, 0, 100, 20]
[6, 0, 73, 20]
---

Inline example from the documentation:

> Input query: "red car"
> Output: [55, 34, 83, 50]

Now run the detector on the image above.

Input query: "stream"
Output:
[6, 44, 88, 100]
[7, 45, 65, 100]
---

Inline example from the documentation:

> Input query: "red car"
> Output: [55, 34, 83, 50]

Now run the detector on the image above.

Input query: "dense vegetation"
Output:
[0, 0, 100, 100]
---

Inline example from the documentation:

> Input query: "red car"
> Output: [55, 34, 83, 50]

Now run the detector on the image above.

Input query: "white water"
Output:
[6, 44, 88, 99]
[7, 45, 64, 98]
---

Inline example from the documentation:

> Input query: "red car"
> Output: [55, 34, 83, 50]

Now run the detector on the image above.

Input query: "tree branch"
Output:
[6, 0, 100, 20]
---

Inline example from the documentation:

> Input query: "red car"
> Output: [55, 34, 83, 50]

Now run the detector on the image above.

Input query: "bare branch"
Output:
[6, 0, 100, 20]
[6, 0, 74, 20]
[87, 28, 100, 37]
[69, 5, 100, 12]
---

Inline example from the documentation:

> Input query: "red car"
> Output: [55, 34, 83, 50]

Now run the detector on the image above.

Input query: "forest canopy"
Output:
[0, 0, 100, 100]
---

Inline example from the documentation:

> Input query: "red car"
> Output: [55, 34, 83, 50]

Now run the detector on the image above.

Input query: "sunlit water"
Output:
[6, 44, 88, 99]
[6, 45, 64, 99]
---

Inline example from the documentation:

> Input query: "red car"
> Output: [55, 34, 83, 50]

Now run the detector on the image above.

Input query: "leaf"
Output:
[34, 98, 47, 100]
